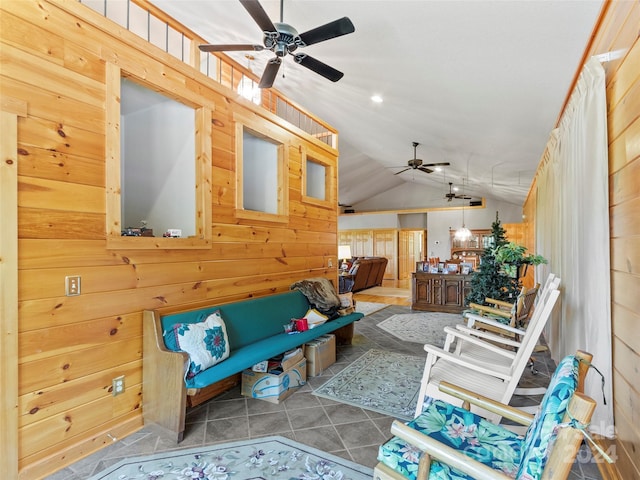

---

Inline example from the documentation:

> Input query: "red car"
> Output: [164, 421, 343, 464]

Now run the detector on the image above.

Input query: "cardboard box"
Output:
[241, 351, 306, 404]
[252, 347, 303, 373]
[304, 334, 336, 376]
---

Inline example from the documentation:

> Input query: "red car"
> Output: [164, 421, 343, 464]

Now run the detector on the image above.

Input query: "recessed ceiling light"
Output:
[435, 167, 443, 172]
[371, 95, 383, 103]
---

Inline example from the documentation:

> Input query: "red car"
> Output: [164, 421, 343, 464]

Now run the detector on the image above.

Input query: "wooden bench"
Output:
[143, 290, 363, 442]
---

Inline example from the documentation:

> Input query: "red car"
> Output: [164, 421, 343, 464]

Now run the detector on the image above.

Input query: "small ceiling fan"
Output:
[392, 142, 450, 175]
[198, 0, 355, 89]
[445, 182, 472, 202]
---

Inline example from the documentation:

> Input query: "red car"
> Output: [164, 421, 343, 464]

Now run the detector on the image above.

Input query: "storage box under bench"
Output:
[241, 349, 307, 403]
[305, 334, 336, 376]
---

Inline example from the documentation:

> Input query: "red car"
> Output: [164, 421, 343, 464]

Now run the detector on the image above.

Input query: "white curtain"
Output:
[535, 57, 613, 435]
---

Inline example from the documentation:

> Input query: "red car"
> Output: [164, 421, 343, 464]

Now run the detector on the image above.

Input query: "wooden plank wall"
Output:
[0, 1, 339, 478]
[338, 229, 398, 279]
[524, 2, 640, 478]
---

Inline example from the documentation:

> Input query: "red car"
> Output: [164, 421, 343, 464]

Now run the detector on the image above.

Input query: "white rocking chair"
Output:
[376, 350, 596, 480]
[413, 284, 561, 423]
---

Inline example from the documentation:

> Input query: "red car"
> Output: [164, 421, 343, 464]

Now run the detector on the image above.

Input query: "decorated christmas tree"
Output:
[464, 212, 519, 305]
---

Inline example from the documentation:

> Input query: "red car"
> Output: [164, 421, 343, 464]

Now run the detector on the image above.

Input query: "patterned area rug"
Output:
[377, 312, 462, 346]
[313, 349, 424, 420]
[355, 301, 388, 316]
[88, 436, 372, 479]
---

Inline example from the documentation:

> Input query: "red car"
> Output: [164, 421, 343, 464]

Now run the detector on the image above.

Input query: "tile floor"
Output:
[46, 305, 603, 479]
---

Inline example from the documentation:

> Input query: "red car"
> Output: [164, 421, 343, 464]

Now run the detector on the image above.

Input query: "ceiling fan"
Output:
[445, 182, 472, 202]
[392, 142, 450, 175]
[198, 0, 355, 89]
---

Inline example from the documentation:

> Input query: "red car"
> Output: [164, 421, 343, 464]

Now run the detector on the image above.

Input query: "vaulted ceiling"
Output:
[151, 0, 603, 211]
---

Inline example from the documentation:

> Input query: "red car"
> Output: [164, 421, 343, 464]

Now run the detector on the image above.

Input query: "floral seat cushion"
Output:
[377, 354, 579, 480]
[378, 400, 523, 480]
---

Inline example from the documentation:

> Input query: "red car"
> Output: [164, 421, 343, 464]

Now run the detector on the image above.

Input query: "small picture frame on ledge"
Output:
[461, 265, 471, 275]
[429, 265, 439, 274]
[446, 263, 459, 274]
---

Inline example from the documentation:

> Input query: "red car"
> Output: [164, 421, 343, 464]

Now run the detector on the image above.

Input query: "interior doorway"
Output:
[398, 229, 426, 281]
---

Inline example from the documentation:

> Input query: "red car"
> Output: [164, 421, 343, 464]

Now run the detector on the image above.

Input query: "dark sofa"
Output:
[348, 257, 388, 292]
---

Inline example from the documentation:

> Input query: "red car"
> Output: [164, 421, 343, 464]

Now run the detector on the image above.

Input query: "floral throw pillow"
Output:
[173, 311, 230, 379]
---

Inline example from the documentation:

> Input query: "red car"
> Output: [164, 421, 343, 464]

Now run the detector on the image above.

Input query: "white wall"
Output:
[243, 132, 278, 214]
[338, 212, 398, 229]
[121, 82, 195, 236]
[352, 180, 464, 211]
[339, 197, 522, 261]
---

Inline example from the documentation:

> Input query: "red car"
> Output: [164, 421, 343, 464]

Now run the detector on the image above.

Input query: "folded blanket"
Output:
[290, 277, 341, 317]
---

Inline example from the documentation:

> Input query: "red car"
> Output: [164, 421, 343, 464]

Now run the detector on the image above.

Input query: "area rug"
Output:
[359, 286, 411, 298]
[313, 349, 423, 420]
[377, 312, 462, 346]
[355, 301, 388, 316]
[88, 435, 372, 479]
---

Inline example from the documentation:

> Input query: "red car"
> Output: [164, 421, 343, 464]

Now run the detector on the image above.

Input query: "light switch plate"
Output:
[65, 275, 81, 296]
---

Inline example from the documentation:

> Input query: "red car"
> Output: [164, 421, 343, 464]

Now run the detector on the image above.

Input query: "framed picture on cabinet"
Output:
[446, 263, 459, 273]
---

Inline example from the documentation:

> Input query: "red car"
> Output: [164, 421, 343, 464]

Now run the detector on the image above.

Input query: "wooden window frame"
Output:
[105, 63, 213, 249]
[233, 112, 289, 224]
[301, 147, 336, 209]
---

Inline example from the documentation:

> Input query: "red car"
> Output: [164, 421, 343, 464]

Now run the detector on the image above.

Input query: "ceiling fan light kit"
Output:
[445, 182, 472, 202]
[198, 0, 355, 89]
[392, 142, 450, 175]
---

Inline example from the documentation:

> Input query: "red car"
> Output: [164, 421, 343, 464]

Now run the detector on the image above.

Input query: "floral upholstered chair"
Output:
[375, 351, 596, 480]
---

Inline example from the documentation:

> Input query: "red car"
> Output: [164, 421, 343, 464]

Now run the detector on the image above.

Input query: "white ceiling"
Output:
[151, 0, 603, 210]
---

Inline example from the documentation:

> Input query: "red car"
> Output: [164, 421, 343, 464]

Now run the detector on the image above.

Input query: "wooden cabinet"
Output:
[449, 229, 493, 259]
[412, 272, 472, 313]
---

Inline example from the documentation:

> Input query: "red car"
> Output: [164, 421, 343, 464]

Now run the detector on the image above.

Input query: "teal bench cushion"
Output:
[162, 290, 311, 350]
[186, 312, 361, 389]
[160, 290, 363, 389]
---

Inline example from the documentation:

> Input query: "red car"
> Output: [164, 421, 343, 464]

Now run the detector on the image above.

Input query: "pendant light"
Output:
[455, 178, 471, 241]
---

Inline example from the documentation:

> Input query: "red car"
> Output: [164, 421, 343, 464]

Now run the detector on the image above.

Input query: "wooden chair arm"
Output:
[467, 303, 512, 319]
[390, 421, 513, 480]
[422, 344, 512, 381]
[439, 381, 535, 426]
[453, 324, 522, 349]
[443, 327, 517, 359]
[463, 313, 525, 336]
[485, 297, 514, 309]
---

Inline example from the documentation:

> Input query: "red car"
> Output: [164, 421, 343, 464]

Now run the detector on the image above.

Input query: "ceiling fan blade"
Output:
[298, 17, 355, 46]
[293, 54, 343, 82]
[394, 168, 410, 175]
[418, 166, 434, 174]
[199, 44, 264, 52]
[422, 162, 451, 167]
[239, 0, 277, 33]
[258, 57, 282, 88]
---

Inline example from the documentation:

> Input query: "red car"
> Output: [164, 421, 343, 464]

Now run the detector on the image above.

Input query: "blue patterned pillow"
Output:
[515, 354, 578, 479]
[172, 311, 230, 379]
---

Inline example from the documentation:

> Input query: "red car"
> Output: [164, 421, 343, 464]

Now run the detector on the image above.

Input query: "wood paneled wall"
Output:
[338, 229, 398, 279]
[524, 2, 640, 478]
[0, 1, 339, 478]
